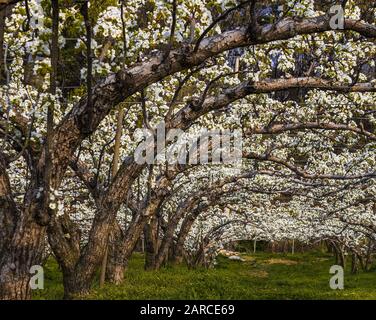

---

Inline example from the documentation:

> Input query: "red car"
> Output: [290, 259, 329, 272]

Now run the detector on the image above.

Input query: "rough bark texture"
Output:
[154, 204, 195, 270]
[100, 108, 124, 286]
[0, 8, 5, 84]
[172, 215, 197, 264]
[0, 220, 46, 300]
[144, 217, 158, 270]
[106, 223, 126, 284]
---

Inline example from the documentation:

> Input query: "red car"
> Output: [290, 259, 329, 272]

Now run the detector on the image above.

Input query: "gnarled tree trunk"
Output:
[172, 215, 196, 264]
[0, 221, 46, 300]
[144, 216, 158, 270]
[106, 223, 126, 284]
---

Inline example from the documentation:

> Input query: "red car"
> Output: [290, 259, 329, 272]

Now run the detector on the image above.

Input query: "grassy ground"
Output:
[33, 251, 376, 300]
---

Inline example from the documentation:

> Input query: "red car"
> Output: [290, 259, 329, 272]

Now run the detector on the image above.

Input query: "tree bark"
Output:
[172, 215, 196, 264]
[100, 107, 124, 286]
[351, 253, 358, 274]
[0, 220, 46, 300]
[154, 208, 191, 269]
[106, 223, 126, 284]
[0, 166, 51, 300]
[0, 8, 6, 84]
[62, 269, 92, 300]
[144, 216, 158, 270]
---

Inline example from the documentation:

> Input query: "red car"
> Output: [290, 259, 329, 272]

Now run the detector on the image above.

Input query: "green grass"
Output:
[32, 251, 376, 300]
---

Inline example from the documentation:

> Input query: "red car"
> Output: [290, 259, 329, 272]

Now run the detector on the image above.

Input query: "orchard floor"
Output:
[33, 251, 376, 300]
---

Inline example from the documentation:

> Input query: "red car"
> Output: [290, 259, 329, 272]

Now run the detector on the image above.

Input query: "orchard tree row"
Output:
[0, 0, 375, 299]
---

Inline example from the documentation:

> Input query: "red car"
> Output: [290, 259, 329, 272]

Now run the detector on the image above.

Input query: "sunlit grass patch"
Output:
[33, 251, 376, 300]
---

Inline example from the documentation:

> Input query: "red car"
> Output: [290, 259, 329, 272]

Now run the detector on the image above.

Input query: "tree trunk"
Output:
[351, 253, 358, 274]
[339, 247, 346, 269]
[172, 215, 195, 264]
[62, 260, 101, 299]
[154, 214, 181, 270]
[105, 260, 125, 285]
[100, 107, 124, 286]
[49, 204, 119, 299]
[332, 243, 346, 268]
[0, 220, 46, 300]
[62, 268, 92, 300]
[0, 8, 6, 84]
[106, 223, 126, 284]
[144, 217, 158, 270]
[365, 240, 374, 271]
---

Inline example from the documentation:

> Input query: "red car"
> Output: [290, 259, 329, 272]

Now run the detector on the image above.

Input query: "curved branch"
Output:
[244, 152, 376, 180]
[248, 121, 376, 141]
